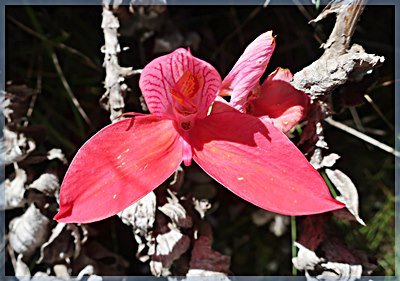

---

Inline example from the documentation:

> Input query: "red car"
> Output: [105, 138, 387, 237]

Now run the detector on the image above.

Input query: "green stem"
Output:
[291, 216, 297, 276]
[315, 0, 321, 10]
[321, 170, 338, 198]
[295, 124, 303, 135]
[34, 110, 76, 151]
[25, 7, 92, 132]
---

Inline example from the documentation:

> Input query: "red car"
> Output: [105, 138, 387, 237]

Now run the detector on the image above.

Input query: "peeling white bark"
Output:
[100, 3, 135, 121]
[292, 0, 384, 97]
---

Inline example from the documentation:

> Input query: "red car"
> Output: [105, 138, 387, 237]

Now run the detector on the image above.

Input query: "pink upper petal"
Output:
[55, 115, 183, 223]
[220, 31, 276, 112]
[249, 77, 310, 133]
[191, 111, 344, 216]
[139, 48, 222, 121]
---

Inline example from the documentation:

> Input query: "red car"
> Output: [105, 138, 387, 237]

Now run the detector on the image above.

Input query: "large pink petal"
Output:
[191, 112, 344, 216]
[55, 115, 183, 223]
[139, 48, 221, 119]
[251, 79, 310, 133]
[221, 31, 275, 111]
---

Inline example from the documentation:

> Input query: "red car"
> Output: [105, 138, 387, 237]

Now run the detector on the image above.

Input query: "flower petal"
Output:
[209, 96, 234, 115]
[221, 31, 275, 111]
[139, 48, 221, 119]
[191, 111, 344, 216]
[265, 67, 293, 83]
[251, 79, 310, 133]
[55, 115, 183, 223]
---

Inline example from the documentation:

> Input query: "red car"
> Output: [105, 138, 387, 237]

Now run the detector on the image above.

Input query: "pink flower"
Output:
[55, 40, 343, 223]
[215, 31, 310, 134]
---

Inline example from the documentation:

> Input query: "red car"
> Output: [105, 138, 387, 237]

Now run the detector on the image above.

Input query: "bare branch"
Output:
[292, 0, 384, 97]
[50, 52, 94, 129]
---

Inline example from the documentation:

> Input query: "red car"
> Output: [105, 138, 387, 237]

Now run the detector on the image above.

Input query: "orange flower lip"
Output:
[170, 71, 201, 106]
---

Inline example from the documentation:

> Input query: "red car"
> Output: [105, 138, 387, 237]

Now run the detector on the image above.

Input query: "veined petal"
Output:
[191, 111, 344, 216]
[139, 48, 221, 119]
[251, 79, 310, 133]
[221, 31, 275, 111]
[55, 115, 183, 223]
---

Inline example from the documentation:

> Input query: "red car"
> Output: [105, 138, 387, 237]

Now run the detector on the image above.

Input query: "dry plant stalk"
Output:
[292, 0, 384, 97]
[101, 0, 137, 121]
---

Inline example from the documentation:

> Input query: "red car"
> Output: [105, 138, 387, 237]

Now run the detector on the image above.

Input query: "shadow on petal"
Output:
[190, 111, 344, 216]
[252, 80, 310, 133]
[191, 111, 272, 151]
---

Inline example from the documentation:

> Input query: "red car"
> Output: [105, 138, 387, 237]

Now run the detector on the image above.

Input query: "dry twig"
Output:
[325, 118, 399, 158]
[292, 0, 384, 97]
[101, 1, 138, 122]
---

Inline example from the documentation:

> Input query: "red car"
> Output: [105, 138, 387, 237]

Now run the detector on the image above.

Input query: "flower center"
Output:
[181, 121, 191, 130]
[170, 71, 200, 106]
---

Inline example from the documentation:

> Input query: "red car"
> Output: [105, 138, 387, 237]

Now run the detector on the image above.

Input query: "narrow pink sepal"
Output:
[55, 115, 183, 223]
[221, 31, 276, 112]
[191, 111, 344, 216]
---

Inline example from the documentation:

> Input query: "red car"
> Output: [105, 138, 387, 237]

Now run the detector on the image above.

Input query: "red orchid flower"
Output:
[55, 43, 344, 223]
[215, 31, 310, 134]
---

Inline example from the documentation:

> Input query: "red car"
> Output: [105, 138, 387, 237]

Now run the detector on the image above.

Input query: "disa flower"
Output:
[55, 32, 344, 223]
